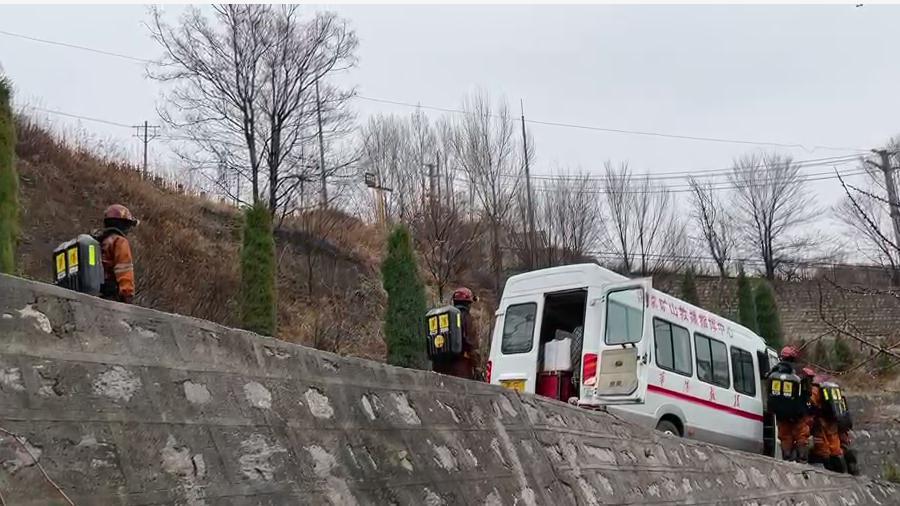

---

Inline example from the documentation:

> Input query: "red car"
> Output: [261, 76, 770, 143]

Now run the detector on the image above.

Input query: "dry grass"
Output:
[14, 118, 386, 360]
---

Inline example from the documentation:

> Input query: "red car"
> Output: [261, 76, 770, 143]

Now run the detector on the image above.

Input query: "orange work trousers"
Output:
[777, 416, 811, 453]
[811, 419, 843, 460]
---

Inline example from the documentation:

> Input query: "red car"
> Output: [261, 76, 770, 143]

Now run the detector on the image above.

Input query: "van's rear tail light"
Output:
[485, 360, 493, 383]
[582, 353, 598, 385]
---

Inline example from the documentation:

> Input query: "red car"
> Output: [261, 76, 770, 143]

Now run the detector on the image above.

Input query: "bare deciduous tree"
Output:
[448, 91, 522, 291]
[600, 163, 688, 275]
[688, 177, 736, 277]
[359, 114, 409, 221]
[531, 170, 604, 267]
[602, 162, 635, 273]
[729, 152, 817, 280]
[149, 5, 357, 215]
[412, 190, 483, 302]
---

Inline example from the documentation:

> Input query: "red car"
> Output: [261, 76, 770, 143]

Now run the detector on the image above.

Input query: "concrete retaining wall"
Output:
[849, 393, 900, 480]
[0, 274, 896, 505]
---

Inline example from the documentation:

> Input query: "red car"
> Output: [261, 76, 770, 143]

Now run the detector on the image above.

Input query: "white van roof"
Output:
[503, 263, 628, 296]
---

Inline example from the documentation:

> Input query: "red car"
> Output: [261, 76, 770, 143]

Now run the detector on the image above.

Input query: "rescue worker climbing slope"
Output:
[767, 346, 812, 462]
[809, 373, 847, 473]
[432, 287, 480, 380]
[836, 392, 860, 476]
[95, 204, 138, 304]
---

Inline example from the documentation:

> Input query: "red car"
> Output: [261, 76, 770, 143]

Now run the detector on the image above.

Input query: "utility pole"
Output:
[436, 150, 443, 206]
[426, 162, 437, 212]
[315, 79, 328, 209]
[364, 172, 393, 229]
[868, 149, 900, 285]
[520, 99, 536, 269]
[870, 149, 900, 247]
[133, 121, 159, 179]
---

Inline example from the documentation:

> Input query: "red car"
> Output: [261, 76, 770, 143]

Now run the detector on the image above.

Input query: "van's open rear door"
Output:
[581, 278, 651, 406]
[488, 295, 543, 394]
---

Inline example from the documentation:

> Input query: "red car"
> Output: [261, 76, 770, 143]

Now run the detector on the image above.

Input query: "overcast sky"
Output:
[1, 4, 899, 224]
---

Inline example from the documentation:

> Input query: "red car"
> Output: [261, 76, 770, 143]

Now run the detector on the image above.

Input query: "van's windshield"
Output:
[604, 288, 644, 345]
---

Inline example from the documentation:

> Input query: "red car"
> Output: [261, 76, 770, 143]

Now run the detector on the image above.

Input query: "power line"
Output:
[23, 104, 869, 194]
[0, 27, 869, 155]
[495, 167, 868, 195]
[582, 249, 887, 271]
[525, 154, 864, 182]
[0, 29, 152, 64]
[22, 105, 133, 128]
[356, 95, 869, 154]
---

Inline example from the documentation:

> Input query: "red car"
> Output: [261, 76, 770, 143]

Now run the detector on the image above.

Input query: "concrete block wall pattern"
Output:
[0, 273, 896, 505]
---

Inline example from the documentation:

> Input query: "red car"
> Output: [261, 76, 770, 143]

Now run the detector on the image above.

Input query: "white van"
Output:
[487, 263, 780, 455]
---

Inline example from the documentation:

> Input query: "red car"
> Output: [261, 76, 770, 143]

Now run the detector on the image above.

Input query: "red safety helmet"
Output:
[104, 204, 139, 225]
[780, 346, 800, 361]
[801, 367, 816, 378]
[451, 287, 475, 304]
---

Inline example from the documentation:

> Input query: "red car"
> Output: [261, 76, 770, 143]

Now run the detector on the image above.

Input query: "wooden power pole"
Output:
[520, 99, 536, 269]
[315, 79, 328, 209]
[133, 121, 159, 179]
[871, 149, 900, 246]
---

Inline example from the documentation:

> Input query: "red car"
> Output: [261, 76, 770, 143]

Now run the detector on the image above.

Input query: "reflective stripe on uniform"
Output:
[114, 263, 134, 274]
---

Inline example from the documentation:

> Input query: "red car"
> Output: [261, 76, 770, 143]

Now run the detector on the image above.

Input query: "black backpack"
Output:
[767, 369, 807, 420]
[425, 305, 463, 361]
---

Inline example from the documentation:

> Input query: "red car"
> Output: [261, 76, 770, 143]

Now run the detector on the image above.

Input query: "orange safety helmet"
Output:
[780, 346, 800, 361]
[452, 287, 475, 304]
[104, 204, 139, 225]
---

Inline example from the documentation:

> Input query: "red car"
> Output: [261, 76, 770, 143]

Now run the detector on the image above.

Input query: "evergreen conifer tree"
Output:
[754, 280, 783, 348]
[381, 225, 427, 368]
[240, 203, 276, 335]
[0, 76, 18, 274]
[736, 266, 758, 333]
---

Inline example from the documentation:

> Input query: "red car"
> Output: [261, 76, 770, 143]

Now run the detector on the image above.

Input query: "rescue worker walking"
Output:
[95, 204, 138, 304]
[809, 373, 848, 473]
[767, 346, 812, 462]
[432, 287, 480, 380]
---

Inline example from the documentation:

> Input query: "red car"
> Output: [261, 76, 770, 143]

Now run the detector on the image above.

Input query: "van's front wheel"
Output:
[656, 419, 681, 437]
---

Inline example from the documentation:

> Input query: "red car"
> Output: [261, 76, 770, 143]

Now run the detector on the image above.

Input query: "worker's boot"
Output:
[844, 449, 860, 476]
[826, 456, 847, 473]
[781, 448, 792, 461]
[808, 452, 826, 466]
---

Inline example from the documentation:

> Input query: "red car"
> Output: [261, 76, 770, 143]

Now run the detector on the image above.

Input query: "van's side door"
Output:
[583, 279, 652, 405]
[488, 295, 543, 394]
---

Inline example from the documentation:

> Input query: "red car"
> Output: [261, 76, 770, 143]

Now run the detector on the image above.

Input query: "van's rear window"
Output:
[501, 303, 537, 354]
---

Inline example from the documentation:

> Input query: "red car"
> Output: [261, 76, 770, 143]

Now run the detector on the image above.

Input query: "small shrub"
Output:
[810, 338, 829, 368]
[831, 336, 854, 372]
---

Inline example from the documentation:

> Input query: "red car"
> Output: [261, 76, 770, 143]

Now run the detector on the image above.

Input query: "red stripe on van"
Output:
[646, 384, 764, 422]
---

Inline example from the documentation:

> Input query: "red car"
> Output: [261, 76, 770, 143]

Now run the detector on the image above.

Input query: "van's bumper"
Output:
[577, 396, 644, 408]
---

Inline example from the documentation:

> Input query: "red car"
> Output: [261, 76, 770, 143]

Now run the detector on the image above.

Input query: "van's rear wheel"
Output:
[656, 419, 681, 437]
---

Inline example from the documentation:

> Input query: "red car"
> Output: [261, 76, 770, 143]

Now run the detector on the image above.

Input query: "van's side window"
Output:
[605, 288, 644, 345]
[731, 347, 756, 396]
[653, 318, 692, 376]
[694, 333, 730, 388]
[501, 303, 538, 354]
